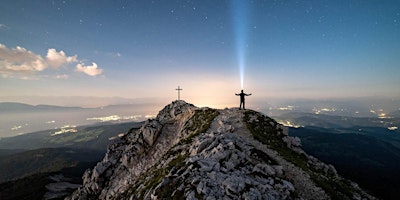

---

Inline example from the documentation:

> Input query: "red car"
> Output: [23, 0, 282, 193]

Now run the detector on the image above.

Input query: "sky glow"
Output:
[0, 1, 399, 108]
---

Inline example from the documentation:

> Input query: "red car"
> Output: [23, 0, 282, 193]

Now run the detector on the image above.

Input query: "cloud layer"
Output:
[0, 44, 46, 77]
[76, 62, 103, 76]
[0, 43, 102, 78]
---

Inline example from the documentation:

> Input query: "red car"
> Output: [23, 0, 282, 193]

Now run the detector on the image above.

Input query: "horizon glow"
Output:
[1, 1, 399, 106]
[232, 0, 249, 90]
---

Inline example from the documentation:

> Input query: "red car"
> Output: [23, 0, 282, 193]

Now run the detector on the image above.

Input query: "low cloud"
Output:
[76, 62, 103, 76]
[0, 43, 102, 78]
[46, 48, 77, 67]
[0, 44, 47, 77]
[0, 24, 9, 30]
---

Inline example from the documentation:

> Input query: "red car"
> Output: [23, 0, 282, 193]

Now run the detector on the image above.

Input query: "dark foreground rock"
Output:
[67, 101, 375, 200]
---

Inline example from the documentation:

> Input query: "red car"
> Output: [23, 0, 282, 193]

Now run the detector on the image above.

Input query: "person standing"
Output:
[235, 90, 252, 110]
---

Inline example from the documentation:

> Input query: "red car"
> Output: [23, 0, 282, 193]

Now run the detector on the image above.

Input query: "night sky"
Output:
[1, 0, 399, 107]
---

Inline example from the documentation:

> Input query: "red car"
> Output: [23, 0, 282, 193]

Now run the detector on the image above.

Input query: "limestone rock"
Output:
[67, 101, 376, 200]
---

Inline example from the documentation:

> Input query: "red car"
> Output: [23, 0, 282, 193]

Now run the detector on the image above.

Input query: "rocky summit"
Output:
[67, 100, 376, 200]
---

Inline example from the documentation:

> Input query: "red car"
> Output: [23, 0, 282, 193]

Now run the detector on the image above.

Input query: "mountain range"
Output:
[0, 121, 143, 200]
[0, 102, 154, 138]
[1, 100, 399, 199]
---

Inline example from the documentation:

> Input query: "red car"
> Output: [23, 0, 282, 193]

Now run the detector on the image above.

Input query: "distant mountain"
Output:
[0, 101, 153, 138]
[0, 163, 97, 200]
[0, 172, 57, 200]
[0, 148, 102, 183]
[258, 97, 400, 118]
[0, 121, 143, 151]
[0, 121, 143, 184]
[0, 102, 155, 113]
[0, 96, 166, 108]
[0, 121, 144, 199]
[274, 112, 400, 129]
[289, 126, 400, 200]
[0, 102, 35, 111]
[0, 102, 84, 113]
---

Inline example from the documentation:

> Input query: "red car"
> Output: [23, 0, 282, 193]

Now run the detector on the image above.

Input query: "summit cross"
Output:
[176, 86, 183, 100]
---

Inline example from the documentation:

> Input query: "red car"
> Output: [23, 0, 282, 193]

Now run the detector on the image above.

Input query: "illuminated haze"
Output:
[0, 1, 399, 108]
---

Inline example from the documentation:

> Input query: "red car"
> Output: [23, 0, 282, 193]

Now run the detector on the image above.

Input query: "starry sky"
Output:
[1, 0, 399, 108]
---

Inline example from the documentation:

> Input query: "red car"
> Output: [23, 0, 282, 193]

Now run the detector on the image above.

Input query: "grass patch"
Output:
[154, 154, 188, 199]
[311, 175, 353, 200]
[250, 148, 279, 165]
[179, 108, 219, 145]
[124, 153, 189, 199]
[243, 110, 357, 199]
[244, 110, 308, 169]
[155, 179, 184, 200]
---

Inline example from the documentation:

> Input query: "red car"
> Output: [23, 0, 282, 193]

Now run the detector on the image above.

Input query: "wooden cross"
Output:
[176, 86, 183, 100]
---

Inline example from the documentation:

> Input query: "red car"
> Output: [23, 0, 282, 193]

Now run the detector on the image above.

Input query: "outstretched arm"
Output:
[235, 93, 239, 96]
[246, 93, 252, 96]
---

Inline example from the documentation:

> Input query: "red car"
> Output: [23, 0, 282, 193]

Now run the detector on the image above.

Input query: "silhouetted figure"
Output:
[235, 90, 252, 110]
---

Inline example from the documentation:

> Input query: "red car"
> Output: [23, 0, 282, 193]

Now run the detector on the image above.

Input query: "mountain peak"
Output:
[67, 101, 375, 199]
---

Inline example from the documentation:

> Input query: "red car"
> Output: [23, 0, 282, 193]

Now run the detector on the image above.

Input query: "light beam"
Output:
[232, 0, 249, 89]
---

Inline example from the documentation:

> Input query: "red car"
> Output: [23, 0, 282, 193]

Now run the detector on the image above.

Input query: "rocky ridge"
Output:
[68, 100, 375, 200]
